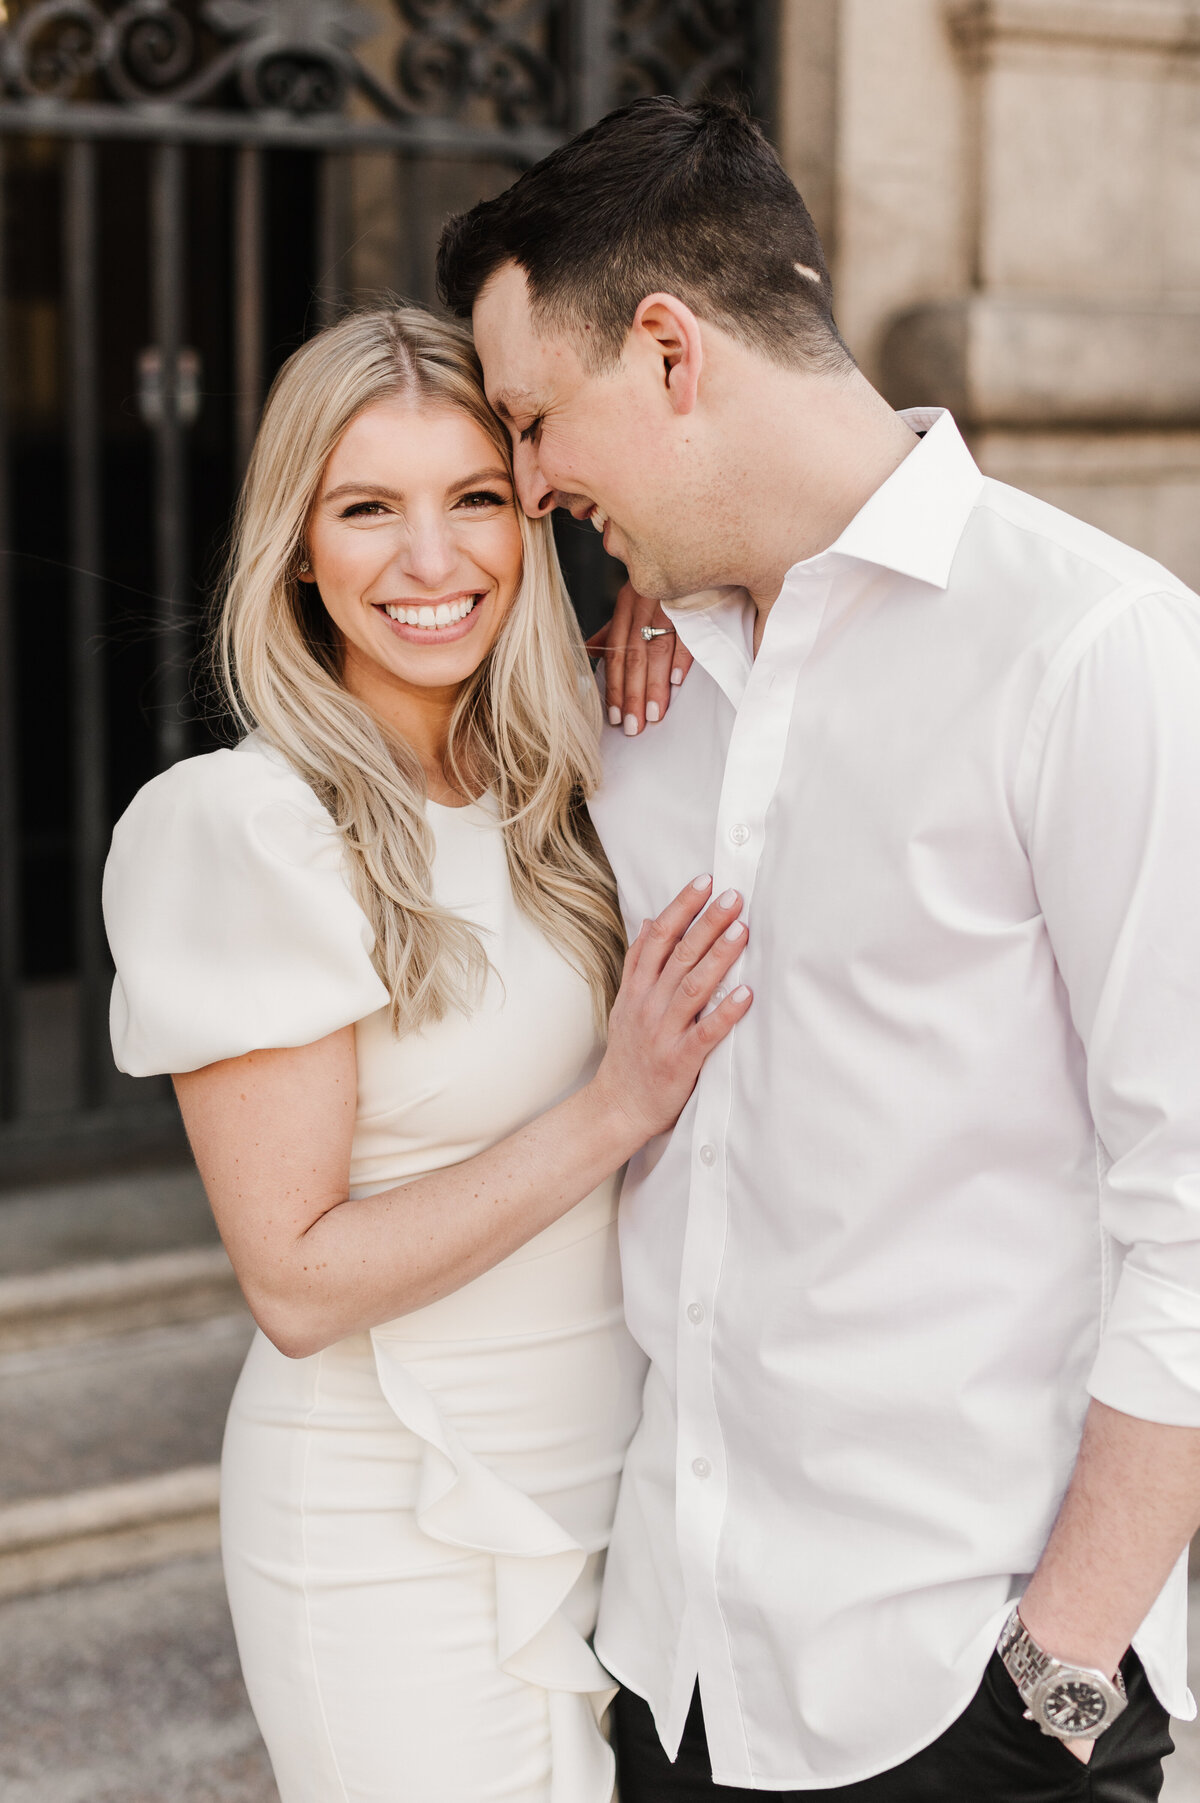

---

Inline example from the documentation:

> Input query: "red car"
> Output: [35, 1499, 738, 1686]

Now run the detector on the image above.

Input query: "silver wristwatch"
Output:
[997, 1606, 1127, 1742]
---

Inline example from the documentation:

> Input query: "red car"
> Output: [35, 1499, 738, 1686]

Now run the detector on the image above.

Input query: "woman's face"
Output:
[302, 397, 524, 709]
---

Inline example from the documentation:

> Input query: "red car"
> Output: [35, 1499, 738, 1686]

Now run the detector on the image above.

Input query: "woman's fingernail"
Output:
[624, 713, 639, 736]
[670, 668, 684, 685]
[645, 700, 660, 722]
[717, 888, 739, 908]
[608, 706, 622, 726]
[731, 985, 751, 1003]
[692, 873, 712, 890]
[724, 920, 747, 941]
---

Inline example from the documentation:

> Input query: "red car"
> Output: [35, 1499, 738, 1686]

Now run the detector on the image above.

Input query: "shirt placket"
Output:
[669, 570, 834, 1779]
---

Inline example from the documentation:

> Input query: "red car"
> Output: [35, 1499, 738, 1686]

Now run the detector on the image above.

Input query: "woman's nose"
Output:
[398, 518, 459, 588]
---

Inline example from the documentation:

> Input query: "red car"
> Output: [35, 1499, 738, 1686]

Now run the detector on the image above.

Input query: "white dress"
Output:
[103, 734, 647, 1803]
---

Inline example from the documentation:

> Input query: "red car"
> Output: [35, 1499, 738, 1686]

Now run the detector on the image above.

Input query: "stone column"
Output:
[777, 0, 1200, 588]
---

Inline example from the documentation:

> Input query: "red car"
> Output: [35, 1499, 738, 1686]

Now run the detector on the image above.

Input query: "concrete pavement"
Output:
[0, 1553, 277, 1802]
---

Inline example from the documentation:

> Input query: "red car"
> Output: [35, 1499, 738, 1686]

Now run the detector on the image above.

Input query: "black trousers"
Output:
[612, 1652, 1174, 1802]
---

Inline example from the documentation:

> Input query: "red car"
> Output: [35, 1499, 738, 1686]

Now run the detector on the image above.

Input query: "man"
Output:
[437, 97, 1200, 1799]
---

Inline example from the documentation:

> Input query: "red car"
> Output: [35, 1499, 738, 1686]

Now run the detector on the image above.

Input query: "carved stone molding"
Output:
[948, 0, 1200, 59]
[882, 294, 1200, 428]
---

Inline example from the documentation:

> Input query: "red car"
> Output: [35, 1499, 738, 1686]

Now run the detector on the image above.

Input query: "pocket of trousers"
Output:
[975, 1651, 1094, 1796]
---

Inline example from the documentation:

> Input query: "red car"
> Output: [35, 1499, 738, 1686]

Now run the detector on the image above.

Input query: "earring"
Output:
[298, 557, 310, 573]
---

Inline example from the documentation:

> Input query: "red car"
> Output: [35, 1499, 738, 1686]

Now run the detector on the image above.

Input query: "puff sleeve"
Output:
[104, 739, 391, 1076]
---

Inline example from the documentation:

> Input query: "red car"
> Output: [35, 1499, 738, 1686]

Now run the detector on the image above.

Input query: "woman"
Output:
[103, 307, 751, 1803]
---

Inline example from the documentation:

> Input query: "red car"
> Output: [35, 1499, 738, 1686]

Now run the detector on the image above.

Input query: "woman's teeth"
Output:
[590, 508, 608, 533]
[383, 596, 478, 628]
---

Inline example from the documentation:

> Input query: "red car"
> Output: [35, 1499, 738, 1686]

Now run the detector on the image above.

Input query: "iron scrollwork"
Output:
[0, 0, 757, 127]
[615, 0, 755, 107]
[2, 0, 114, 100]
[394, 0, 562, 130]
[0, 0, 565, 126]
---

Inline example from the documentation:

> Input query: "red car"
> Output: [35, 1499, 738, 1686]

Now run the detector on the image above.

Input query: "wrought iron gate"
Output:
[0, 0, 772, 1178]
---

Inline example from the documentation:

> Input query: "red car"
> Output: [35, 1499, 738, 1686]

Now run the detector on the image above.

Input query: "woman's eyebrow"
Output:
[449, 466, 514, 490]
[322, 482, 404, 502]
[320, 468, 513, 503]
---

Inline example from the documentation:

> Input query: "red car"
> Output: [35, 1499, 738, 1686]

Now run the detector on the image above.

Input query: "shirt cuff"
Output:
[1087, 1261, 1200, 1427]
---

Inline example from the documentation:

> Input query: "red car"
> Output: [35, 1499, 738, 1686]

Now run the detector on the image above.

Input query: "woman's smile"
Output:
[374, 589, 485, 645]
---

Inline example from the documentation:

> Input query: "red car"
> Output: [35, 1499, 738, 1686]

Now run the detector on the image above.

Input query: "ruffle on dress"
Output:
[369, 1334, 617, 1803]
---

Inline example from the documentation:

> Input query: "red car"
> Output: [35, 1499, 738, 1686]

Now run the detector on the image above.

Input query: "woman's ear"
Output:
[631, 293, 703, 416]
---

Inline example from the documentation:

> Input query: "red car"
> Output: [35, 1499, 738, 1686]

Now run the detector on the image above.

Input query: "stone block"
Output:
[972, 427, 1200, 588]
[882, 293, 1200, 425]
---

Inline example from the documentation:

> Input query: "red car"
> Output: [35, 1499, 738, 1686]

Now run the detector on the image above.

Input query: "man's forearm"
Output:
[1019, 1398, 1200, 1677]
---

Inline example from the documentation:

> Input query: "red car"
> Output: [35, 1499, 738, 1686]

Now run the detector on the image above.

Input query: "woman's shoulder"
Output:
[111, 732, 332, 853]
[104, 733, 390, 1077]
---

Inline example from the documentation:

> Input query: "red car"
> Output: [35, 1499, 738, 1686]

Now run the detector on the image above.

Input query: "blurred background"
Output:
[0, 2, 1197, 1797]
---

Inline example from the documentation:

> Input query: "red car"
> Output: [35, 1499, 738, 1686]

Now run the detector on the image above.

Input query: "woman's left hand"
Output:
[586, 581, 694, 735]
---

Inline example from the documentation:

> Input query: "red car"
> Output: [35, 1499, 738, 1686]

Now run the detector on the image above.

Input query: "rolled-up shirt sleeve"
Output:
[1025, 586, 1200, 1426]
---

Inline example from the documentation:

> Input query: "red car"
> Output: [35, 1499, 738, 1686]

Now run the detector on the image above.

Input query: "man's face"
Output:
[471, 262, 721, 601]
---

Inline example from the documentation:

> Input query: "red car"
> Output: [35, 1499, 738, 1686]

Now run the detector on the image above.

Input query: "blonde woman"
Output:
[102, 307, 751, 1803]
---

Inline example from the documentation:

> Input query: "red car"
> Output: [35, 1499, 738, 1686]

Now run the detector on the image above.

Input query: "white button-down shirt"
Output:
[590, 409, 1200, 1790]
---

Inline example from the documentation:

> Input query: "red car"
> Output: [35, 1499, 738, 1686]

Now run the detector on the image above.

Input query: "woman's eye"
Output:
[518, 417, 543, 446]
[340, 500, 388, 518]
[457, 490, 508, 510]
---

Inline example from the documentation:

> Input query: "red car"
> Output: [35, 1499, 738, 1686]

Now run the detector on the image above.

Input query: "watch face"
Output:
[1042, 1679, 1108, 1735]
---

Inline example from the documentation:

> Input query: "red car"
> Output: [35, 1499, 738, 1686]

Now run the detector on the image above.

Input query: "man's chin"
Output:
[625, 555, 727, 611]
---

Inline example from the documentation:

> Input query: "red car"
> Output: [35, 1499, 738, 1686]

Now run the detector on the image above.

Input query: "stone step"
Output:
[0, 1464, 220, 1601]
[0, 1244, 241, 1354]
[0, 1311, 252, 1508]
[0, 1159, 253, 1597]
[0, 1551, 278, 1802]
[0, 1309, 252, 1596]
[0, 1161, 216, 1280]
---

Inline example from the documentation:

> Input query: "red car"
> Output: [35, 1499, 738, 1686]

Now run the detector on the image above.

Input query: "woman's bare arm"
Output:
[176, 878, 750, 1357]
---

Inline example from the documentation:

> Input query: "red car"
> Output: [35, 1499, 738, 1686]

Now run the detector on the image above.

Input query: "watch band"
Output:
[998, 1607, 1054, 1697]
[997, 1606, 1127, 1741]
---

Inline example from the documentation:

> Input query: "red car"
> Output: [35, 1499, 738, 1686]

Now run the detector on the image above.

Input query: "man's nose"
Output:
[513, 441, 556, 519]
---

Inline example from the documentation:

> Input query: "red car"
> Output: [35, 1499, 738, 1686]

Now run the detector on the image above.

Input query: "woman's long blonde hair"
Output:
[216, 305, 625, 1034]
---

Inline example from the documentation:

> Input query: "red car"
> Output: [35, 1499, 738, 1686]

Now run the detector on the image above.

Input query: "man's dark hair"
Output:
[437, 95, 852, 374]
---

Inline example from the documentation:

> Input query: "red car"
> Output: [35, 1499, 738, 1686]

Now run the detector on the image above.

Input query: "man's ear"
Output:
[631, 293, 703, 416]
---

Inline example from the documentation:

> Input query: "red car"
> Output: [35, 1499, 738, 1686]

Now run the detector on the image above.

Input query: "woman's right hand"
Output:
[592, 876, 752, 1145]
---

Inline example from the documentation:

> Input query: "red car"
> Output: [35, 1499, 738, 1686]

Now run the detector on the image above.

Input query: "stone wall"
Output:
[777, 0, 1200, 588]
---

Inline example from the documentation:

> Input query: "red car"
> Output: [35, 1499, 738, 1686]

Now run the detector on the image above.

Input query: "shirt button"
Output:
[729, 823, 750, 846]
[692, 1457, 712, 1480]
[686, 1302, 705, 1325]
[712, 987, 727, 1005]
[698, 1143, 717, 1166]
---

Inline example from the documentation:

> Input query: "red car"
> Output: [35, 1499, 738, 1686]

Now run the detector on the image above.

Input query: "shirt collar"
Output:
[661, 587, 754, 708]
[826, 408, 984, 591]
